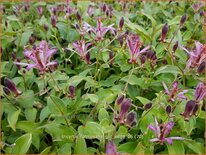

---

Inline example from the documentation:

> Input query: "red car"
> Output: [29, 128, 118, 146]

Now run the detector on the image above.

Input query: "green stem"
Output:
[123, 64, 135, 93]
[49, 95, 70, 127]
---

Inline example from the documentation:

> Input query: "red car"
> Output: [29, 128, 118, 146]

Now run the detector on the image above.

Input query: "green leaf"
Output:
[40, 106, 51, 122]
[141, 11, 157, 28]
[98, 108, 110, 122]
[6, 15, 19, 21]
[154, 65, 181, 76]
[20, 31, 33, 47]
[82, 94, 99, 103]
[74, 137, 87, 154]
[183, 140, 204, 154]
[7, 109, 21, 131]
[16, 90, 35, 108]
[58, 143, 72, 154]
[166, 141, 185, 154]
[43, 123, 76, 142]
[47, 95, 67, 116]
[24, 108, 37, 122]
[121, 75, 144, 86]
[16, 121, 42, 134]
[114, 11, 151, 41]
[118, 142, 137, 154]
[78, 122, 104, 140]
[12, 133, 32, 154]
[136, 96, 151, 105]
[40, 146, 52, 154]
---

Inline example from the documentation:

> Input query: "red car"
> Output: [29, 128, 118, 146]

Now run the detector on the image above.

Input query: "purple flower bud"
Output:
[43, 24, 48, 31]
[192, 104, 199, 116]
[106, 141, 118, 154]
[119, 17, 124, 30]
[140, 55, 146, 65]
[16, 58, 22, 70]
[197, 61, 205, 74]
[161, 23, 169, 42]
[51, 7, 57, 15]
[24, 4, 29, 12]
[119, 99, 132, 123]
[51, 16, 57, 27]
[75, 24, 80, 30]
[29, 36, 34, 45]
[11, 52, 17, 61]
[118, 35, 124, 47]
[194, 82, 205, 102]
[106, 10, 110, 17]
[3, 87, 11, 96]
[85, 52, 90, 64]
[162, 59, 168, 65]
[166, 105, 172, 114]
[37, 6, 43, 16]
[116, 95, 124, 105]
[102, 4, 106, 12]
[181, 100, 195, 121]
[173, 41, 178, 52]
[68, 85, 75, 99]
[87, 5, 94, 17]
[109, 51, 114, 64]
[76, 12, 82, 21]
[144, 102, 152, 110]
[200, 10, 205, 16]
[125, 111, 137, 127]
[180, 14, 187, 27]
[4, 78, 22, 97]
[125, 29, 129, 36]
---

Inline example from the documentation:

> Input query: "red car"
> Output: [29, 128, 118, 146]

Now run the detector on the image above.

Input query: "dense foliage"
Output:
[1, 0, 205, 154]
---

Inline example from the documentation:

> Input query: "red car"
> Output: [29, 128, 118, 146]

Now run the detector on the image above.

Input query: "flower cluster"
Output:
[126, 33, 151, 64]
[114, 95, 137, 128]
[148, 116, 184, 145]
[72, 40, 92, 64]
[162, 81, 188, 102]
[14, 41, 58, 74]
[181, 41, 205, 74]
[181, 82, 205, 121]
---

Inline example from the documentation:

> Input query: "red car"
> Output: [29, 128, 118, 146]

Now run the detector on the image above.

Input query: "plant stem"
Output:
[123, 63, 135, 93]
[49, 95, 70, 127]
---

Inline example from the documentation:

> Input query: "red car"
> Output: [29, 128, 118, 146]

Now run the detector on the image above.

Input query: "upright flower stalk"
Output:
[14, 41, 58, 74]
[148, 116, 184, 145]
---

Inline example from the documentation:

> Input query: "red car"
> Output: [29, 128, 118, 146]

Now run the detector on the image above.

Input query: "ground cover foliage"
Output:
[1, 0, 205, 154]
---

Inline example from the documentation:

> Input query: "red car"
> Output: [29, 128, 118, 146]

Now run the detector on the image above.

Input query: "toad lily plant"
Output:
[148, 116, 184, 145]
[14, 41, 58, 74]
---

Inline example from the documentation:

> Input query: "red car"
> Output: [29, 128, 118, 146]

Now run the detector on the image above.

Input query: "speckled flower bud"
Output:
[144, 102, 152, 110]
[180, 100, 195, 121]
[125, 111, 137, 127]
[166, 105, 172, 114]
[3, 87, 11, 96]
[173, 41, 178, 52]
[116, 95, 124, 105]
[197, 61, 205, 74]
[76, 11, 81, 21]
[119, 17, 124, 30]
[180, 14, 187, 27]
[4, 78, 22, 97]
[161, 23, 169, 42]
[68, 85, 75, 99]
